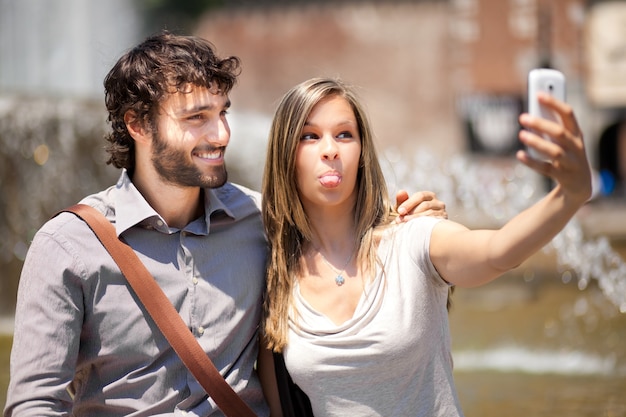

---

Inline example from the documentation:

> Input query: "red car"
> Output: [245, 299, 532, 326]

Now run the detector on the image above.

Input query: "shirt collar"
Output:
[114, 170, 162, 236]
[114, 170, 236, 237]
[204, 187, 236, 221]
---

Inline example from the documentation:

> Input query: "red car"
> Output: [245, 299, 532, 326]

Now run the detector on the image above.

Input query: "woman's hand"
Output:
[517, 92, 592, 205]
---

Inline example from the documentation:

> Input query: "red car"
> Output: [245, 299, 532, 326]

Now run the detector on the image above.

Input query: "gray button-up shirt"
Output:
[5, 171, 269, 417]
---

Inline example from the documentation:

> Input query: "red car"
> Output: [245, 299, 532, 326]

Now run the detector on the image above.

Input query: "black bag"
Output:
[273, 352, 314, 417]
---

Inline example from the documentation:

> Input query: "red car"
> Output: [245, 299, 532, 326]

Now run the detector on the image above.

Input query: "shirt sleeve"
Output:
[405, 217, 449, 287]
[5, 227, 85, 417]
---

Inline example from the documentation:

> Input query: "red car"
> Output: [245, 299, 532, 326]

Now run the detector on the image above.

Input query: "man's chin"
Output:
[201, 172, 227, 189]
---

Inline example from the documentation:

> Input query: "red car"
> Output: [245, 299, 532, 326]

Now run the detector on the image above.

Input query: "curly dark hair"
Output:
[103, 30, 241, 171]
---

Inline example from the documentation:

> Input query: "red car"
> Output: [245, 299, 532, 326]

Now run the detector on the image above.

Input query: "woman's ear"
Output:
[124, 110, 151, 144]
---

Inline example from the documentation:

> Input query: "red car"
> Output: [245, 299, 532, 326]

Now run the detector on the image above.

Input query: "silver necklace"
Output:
[315, 247, 354, 286]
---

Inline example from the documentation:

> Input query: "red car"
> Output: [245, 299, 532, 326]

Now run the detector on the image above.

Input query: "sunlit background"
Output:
[1, 0, 625, 415]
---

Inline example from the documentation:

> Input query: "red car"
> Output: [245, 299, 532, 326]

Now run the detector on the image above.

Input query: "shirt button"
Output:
[181, 411, 187, 416]
[197, 326, 205, 336]
[192, 277, 199, 285]
[156, 219, 164, 227]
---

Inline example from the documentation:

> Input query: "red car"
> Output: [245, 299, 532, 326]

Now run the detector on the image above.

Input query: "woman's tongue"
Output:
[319, 174, 341, 188]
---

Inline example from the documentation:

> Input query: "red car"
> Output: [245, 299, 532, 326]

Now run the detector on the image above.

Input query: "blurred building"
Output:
[450, 0, 626, 198]
[585, 1, 626, 109]
[2, 0, 625, 160]
[0, 0, 141, 98]
[0, 0, 625, 315]
[0, 0, 143, 315]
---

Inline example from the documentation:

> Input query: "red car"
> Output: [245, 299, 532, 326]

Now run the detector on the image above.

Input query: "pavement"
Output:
[0, 316, 14, 336]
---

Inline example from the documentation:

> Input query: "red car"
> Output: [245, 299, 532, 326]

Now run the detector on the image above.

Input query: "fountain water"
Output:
[379, 146, 626, 415]
[1, 100, 625, 415]
[382, 146, 626, 314]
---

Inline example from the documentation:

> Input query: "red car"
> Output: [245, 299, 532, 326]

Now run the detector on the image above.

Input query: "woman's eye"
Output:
[337, 131, 353, 139]
[300, 133, 318, 141]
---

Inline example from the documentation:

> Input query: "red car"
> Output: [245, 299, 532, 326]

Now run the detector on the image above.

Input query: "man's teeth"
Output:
[195, 151, 221, 159]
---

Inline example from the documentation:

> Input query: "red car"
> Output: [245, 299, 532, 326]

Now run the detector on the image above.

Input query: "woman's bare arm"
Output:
[430, 93, 591, 287]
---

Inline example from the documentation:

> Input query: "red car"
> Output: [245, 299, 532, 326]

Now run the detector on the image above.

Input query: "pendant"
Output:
[335, 274, 345, 286]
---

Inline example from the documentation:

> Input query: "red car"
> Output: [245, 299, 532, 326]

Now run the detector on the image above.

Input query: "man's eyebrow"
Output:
[183, 100, 231, 113]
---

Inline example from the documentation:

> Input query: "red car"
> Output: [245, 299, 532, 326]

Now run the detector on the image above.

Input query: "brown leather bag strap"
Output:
[61, 204, 256, 417]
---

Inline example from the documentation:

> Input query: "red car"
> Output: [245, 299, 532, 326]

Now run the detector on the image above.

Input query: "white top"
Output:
[284, 217, 464, 417]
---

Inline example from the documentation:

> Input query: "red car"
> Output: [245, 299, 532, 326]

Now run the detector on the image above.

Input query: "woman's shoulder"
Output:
[375, 217, 443, 257]
[394, 216, 444, 237]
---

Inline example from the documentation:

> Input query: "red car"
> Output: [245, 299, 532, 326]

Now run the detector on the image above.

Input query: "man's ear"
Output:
[124, 110, 151, 144]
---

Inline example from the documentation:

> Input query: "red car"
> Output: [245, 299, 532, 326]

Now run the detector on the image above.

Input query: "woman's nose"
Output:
[321, 135, 338, 160]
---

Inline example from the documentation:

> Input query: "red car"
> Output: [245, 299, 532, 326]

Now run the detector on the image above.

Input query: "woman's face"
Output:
[295, 94, 362, 212]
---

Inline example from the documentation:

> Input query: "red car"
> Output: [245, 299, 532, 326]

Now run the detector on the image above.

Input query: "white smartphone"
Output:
[527, 68, 566, 160]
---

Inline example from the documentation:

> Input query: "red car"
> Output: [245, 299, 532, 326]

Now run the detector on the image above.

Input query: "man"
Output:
[4, 31, 445, 416]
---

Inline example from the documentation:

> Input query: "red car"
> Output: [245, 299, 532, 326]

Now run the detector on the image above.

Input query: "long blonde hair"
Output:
[261, 78, 395, 351]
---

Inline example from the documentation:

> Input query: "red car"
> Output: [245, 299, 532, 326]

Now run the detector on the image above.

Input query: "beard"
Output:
[151, 130, 228, 189]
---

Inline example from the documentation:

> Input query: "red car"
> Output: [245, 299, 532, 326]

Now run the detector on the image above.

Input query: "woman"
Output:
[261, 78, 591, 416]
